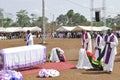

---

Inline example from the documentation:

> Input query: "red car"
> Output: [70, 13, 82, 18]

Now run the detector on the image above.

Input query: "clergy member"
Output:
[81, 30, 92, 52]
[94, 32, 104, 59]
[25, 30, 34, 45]
[102, 29, 118, 74]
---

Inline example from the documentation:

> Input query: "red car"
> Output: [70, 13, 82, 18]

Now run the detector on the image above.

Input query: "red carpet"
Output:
[20, 62, 76, 75]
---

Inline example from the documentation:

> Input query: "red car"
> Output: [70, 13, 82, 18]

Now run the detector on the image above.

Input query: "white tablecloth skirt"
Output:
[76, 48, 93, 69]
[0, 45, 46, 69]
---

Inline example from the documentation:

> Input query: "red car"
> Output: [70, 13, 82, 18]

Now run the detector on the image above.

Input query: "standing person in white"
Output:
[102, 29, 118, 74]
[25, 30, 34, 45]
[81, 30, 92, 52]
[94, 32, 104, 59]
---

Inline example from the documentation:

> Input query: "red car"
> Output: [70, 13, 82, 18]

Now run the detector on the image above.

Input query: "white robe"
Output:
[26, 33, 34, 45]
[102, 33, 118, 72]
[82, 32, 92, 52]
[94, 34, 104, 59]
[76, 48, 93, 69]
[49, 47, 65, 62]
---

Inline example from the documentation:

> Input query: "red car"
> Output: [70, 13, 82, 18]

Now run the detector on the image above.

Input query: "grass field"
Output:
[0, 38, 120, 80]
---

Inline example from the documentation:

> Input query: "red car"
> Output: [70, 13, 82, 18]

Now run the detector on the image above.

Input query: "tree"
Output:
[16, 10, 31, 27]
[66, 9, 74, 25]
[68, 13, 88, 26]
[11, 22, 19, 27]
[56, 14, 67, 25]
[3, 18, 13, 27]
[0, 8, 4, 27]
[72, 13, 81, 25]
[34, 16, 48, 28]
[30, 13, 38, 26]
[114, 14, 120, 26]
[56, 9, 88, 26]
[80, 15, 87, 23]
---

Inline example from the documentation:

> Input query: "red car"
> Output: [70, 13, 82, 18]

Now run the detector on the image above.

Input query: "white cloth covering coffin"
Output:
[0, 45, 46, 69]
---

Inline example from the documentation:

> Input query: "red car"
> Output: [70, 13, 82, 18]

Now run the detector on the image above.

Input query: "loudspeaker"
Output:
[95, 11, 100, 22]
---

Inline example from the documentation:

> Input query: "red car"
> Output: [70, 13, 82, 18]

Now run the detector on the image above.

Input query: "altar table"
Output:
[0, 45, 46, 70]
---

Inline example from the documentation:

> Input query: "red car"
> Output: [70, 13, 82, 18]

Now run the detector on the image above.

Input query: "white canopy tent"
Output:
[71, 26, 82, 31]
[0, 26, 41, 33]
[0, 27, 6, 32]
[56, 26, 76, 32]
[31, 26, 42, 32]
[4, 27, 24, 33]
[99, 26, 112, 31]
[73, 26, 111, 31]
[56, 26, 111, 32]
[22, 26, 41, 32]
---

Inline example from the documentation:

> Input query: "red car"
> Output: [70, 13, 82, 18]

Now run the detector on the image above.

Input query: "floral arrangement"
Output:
[38, 69, 60, 78]
[0, 70, 23, 80]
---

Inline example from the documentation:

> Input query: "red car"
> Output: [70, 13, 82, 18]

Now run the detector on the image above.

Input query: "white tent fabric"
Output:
[31, 26, 41, 32]
[99, 26, 112, 31]
[0, 26, 41, 33]
[73, 26, 111, 31]
[4, 27, 24, 33]
[56, 26, 76, 32]
[72, 26, 82, 31]
[22, 26, 41, 32]
[56, 26, 111, 32]
[0, 27, 6, 32]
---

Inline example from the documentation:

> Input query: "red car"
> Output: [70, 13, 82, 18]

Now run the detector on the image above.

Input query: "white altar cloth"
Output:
[76, 48, 93, 69]
[0, 45, 46, 69]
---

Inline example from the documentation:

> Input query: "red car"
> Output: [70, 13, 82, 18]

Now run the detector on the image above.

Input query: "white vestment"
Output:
[49, 47, 65, 62]
[94, 34, 104, 59]
[82, 32, 92, 52]
[76, 48, 93, 69]
[102, 33, 118, 72]
[26, 33, 34, 45]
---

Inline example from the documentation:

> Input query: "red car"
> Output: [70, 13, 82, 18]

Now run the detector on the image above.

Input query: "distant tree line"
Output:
[0, 8, 120, 30]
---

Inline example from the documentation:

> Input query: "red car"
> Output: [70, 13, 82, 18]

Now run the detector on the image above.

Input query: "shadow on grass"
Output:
[70, 67, 77, 69]
[67, 59, 78, 62]
[15, 66, 40, 71]
[38, 42, 48, 45]
[115, 58, 120, 62]
[82, 71, 108, 75]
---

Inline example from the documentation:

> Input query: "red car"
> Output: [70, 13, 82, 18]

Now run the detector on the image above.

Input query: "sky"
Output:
[0, 0, 120, 22]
